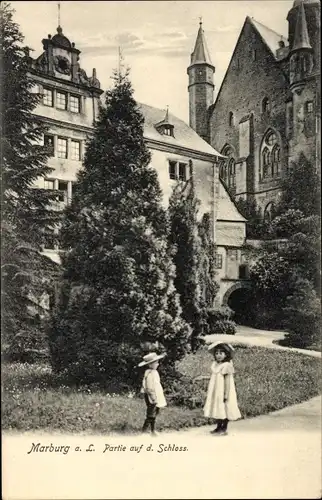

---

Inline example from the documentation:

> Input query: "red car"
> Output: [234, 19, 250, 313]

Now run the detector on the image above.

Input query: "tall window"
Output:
[178, 163, 186, 181]
[57, 137, 68, 159]
[44, 134, 54, 156]
[306, 101, 313, 114]
[260, 130, 281, 180]
[228, 159, 236, 187]
[215, 253, 223, 269]
[169, 161, 176, 180]
[262, 97, 270, 114]
[70, 140, 81, 161]
[229, 112, 234, 127]
[70, 95, 81, 113]
[220, 145, 236, 191]
[43, 88, 53, 107]
[56, 91, 67, 110]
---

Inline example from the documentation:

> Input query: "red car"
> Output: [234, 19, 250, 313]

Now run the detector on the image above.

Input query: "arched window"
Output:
[263, 202, 275, 223]
[260, 129, 281, 181]
[272, 145, 281, 176]
[262, 97, 270, 114]
[228, 159, 236, 187]
[220, 145, 236, 191]
[229, 112, 234, 127]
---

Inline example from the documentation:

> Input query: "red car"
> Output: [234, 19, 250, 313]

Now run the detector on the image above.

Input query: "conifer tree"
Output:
[168, 164, 218, 351]
[1, 3, 60, 357]
[48, 68, 191, 383]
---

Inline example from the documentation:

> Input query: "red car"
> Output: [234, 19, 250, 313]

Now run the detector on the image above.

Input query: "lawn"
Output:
[2, 345, 321, 434]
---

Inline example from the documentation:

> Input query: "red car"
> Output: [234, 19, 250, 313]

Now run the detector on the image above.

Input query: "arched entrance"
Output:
[222, 282, 253, 325]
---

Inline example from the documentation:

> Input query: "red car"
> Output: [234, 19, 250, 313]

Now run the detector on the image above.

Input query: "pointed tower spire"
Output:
[187, 21, 215, 141]
[190, 19, 213, 66]
[291, 1, 312, 51]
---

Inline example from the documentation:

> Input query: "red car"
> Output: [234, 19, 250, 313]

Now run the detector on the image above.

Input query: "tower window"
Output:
[56, 91, 67, 110]
[306, 101, 313, 114]
[262, 97, 270, 114]
[252, 49, 257, 61]
[229, 112, 234, 127]
[43, 88, 53, 107]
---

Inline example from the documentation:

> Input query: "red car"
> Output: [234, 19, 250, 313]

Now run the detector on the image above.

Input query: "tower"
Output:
[287, 0, 320, 169]
[187, 21, 215, 142]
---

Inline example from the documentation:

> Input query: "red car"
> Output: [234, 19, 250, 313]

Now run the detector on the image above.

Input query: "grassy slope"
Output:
[2, 346, 320, 433]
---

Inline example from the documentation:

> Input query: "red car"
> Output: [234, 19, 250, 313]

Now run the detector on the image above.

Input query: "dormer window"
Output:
[155, 107, 174, 137]
[157, 123, 174, 137]
[162, 125, 174, 137]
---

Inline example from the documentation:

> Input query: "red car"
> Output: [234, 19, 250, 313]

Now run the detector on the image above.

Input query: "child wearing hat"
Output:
[138, 352, 167, 436]
[195, 342, 241, 435]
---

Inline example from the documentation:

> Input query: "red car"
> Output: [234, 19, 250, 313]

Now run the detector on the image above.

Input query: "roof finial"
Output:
[199, 16, 202, 27]
[58, 1, 61, 27]
[165, 105, 169, 121]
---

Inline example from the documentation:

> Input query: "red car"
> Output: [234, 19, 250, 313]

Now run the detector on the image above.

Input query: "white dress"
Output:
[203, 361, 241, 420]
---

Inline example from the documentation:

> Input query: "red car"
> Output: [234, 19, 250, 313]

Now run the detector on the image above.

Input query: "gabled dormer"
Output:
[155, 107, 175, 137]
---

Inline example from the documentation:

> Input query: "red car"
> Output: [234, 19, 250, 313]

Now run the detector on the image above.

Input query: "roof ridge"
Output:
[250, 17, 287, 41]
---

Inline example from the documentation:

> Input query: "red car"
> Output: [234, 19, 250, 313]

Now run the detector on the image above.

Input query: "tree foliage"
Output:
[168, 170, 219, 351]
[48, 69, 191, 384]
[249, 154, 321, 343]
[1, 2, 60, 358]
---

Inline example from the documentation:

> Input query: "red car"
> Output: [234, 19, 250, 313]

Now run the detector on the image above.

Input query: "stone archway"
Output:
[222, 281, 252, 325]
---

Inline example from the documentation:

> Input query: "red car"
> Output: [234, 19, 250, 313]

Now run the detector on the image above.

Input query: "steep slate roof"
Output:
[250, 18, 289, 59]
[292, 0, 312, 51]
[217, 182, 246, 222]
[138, 102, 224, 157]
[189, 22, 214, 66]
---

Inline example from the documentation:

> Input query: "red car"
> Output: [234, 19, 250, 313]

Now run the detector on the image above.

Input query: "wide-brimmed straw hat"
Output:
[138, 352, 166, 367]
[207, 341, 235, 355]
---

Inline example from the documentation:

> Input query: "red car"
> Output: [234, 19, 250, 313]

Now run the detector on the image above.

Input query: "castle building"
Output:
[188, 0, 321, 220]
[28, 25, 248, 307]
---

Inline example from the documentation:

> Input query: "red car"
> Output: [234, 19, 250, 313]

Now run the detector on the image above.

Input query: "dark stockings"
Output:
[142, 417, 157, 432]
[214, 419, 229, 432]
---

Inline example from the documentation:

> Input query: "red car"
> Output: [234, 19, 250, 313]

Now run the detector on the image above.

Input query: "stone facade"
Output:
[188, 0, 321, 219]
[28, 26, 247, 305]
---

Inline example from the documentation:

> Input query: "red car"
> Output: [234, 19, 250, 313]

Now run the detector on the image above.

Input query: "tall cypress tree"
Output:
[168, 163, 218, 351]
[1, 3, 60, 357]
[48, 69, 191, 383]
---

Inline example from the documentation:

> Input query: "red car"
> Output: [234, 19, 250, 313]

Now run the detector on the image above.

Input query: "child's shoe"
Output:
[210, 427, 221, 434]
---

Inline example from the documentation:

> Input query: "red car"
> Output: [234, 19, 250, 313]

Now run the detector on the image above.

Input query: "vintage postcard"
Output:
[2, 0, 321, 498]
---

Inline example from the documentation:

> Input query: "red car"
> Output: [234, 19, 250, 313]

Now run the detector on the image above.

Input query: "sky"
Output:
[12, 0, 294, 122]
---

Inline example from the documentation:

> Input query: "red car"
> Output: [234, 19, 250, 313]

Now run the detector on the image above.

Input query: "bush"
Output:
[207, 306, 236, 334]
[280, 279, 321, 349]
[165, 374, 207, 409]
[4, 317, 50, 364]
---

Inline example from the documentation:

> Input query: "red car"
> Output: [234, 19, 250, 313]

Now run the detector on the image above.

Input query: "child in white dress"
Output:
[138, 352, 167, 436]
[196, 342, 241, 435]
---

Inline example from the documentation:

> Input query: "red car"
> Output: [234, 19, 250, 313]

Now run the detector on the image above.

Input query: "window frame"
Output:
[44, 134, 55, 157]
[70, 94, 81, 114]
[70, 139, 81, 161]
[215, 253, 223, 269]
[57, 137, 68, 159]
[56, 91, 68, 111]
[43, 87, 53, 107]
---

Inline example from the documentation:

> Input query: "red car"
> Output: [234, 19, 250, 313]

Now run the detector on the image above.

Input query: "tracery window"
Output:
[220, 145, 236, 190]
[260, 130, 281, 181]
